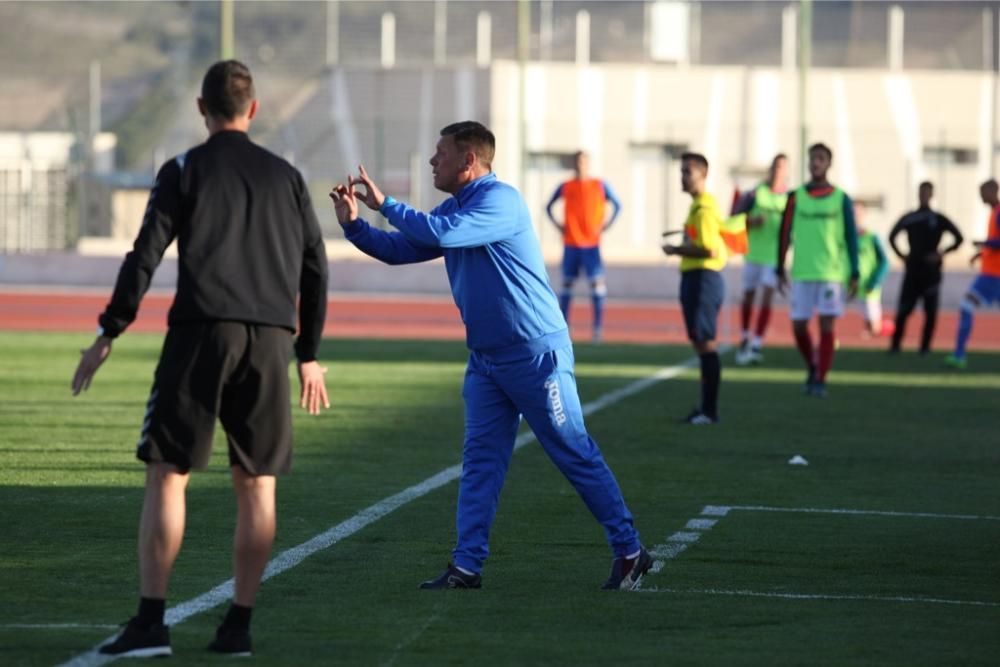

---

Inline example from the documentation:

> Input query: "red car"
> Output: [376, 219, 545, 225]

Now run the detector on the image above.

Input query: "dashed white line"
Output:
[637, 587, 1000, 608]
[729, 505, 1000, 522]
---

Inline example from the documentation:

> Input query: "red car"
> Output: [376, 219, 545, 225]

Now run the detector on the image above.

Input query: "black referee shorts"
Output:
[680, 269, 725, 343]
[136, 322, 294, 476]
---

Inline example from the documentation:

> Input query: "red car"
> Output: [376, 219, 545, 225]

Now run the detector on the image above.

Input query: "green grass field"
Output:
[1, 331, 998, 666]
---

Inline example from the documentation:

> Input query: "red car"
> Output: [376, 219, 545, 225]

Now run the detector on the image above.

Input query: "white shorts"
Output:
[742, 261, 778, 292]
[789, 281, 844, 320]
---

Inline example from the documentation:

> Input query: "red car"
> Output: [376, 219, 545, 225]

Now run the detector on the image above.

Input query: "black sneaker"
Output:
[98, 616, 171, 657]
[681, 408, 717, 425]
[207, 625, 253, 657]
[808, 381, 828, 398]
[803, 365, 817, 394]
[419, 564, 482, 589]
[602, 546, 653, 590]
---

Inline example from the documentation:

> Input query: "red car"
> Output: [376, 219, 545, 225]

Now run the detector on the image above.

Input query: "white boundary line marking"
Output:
[1, 624, 118, 630]
[642, 503, 1000, 606]
[647, 504, 725, 574]
[729, 505, 1000, 522]
[58, 355, 703, 666]
[637, 588, 1000, 608]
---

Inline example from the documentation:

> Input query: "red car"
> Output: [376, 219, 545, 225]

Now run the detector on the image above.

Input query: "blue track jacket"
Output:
[342, 172, 571, 362]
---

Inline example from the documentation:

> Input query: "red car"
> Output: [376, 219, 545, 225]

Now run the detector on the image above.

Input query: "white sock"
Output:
[625, 549, 641, 560]
[752, 335, 763, 349]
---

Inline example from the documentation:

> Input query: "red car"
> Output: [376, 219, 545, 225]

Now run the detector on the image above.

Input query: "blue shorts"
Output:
[680, 269, 725, 343]
[562, 246, 604, 282]
[970, 274, 1000, 306]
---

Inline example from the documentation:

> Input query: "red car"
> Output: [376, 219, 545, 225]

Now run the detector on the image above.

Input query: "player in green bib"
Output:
[777, 143, 859, 397]
[732, 153, 788, 365]
[851, 203, 889, 337]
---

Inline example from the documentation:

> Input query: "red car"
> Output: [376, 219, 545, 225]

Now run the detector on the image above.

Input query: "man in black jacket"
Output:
[888, 181, 963, 353]
[71, 60, 329, 658]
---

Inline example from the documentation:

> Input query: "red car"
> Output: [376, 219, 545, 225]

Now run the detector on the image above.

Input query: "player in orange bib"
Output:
[546, 151, 622, 343]
[945, 178, 1000, 369]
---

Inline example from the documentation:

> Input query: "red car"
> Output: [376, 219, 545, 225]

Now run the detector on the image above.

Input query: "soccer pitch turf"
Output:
[1, 332, 998, 665]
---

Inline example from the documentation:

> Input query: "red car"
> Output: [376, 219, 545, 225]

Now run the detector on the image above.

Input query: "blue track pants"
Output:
[453, 345, 641, 573]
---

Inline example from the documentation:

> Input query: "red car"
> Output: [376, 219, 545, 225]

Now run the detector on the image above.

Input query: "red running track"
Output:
[1, 289, 998, 351]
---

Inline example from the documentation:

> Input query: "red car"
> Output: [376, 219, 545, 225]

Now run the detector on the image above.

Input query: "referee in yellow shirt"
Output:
[663, 152, 726, 424]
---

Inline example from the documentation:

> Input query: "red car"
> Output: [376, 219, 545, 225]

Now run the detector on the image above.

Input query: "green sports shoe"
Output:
[944, 354, 967, 370]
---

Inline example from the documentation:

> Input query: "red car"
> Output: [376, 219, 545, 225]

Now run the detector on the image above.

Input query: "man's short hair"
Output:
[808, 143, 833, 160]
[441, 121, 496, 169]
[201, 60, 255, 120]
[981, 178, 998, 190]
[772, 153, 788, 165]
[681, 152, 709, 172]
[919, 181, 933, 190]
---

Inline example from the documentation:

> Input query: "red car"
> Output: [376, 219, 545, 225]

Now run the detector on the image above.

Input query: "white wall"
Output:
[488, 62, 996, 264]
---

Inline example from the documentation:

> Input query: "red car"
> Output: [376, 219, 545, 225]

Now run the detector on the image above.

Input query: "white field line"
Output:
[1, 624, 118, 630]
[728, 505, 1000, 522]
[58, 355, 703, 667]
[642, 504, 1000, 605]
[382, 608, 442, 667]
[646, 504, 726, 575]
[637, 587, 1000, 608]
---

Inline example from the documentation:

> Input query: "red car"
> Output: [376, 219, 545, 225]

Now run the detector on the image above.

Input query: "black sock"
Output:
[700, 351, 721, 419]
[136, 597, 165, 628]
[222, 603, 252, 632]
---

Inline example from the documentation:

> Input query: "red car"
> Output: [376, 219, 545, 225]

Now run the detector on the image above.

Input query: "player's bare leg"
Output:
[139, 463, 190, 598]
[231, 466, 276, 607]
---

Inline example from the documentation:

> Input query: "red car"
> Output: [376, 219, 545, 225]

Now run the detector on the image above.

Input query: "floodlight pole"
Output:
[517, 0, 530, 193]
[221, 0, 235, 60]
[798, 0, 812, 182]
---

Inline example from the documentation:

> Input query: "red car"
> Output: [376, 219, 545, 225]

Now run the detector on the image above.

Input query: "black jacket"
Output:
[99, 130, 328, 361]
[888, 207, 963, 273]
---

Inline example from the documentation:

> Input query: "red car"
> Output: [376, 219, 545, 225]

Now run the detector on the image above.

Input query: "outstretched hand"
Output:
[329, 181, 358, 225]
[297, 360, 330, 415]
[72, 336, 113, 396]
[350, 165, 385, 211]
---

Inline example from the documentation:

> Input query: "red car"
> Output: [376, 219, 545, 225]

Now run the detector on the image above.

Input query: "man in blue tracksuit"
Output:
[330, 121, 650, 590]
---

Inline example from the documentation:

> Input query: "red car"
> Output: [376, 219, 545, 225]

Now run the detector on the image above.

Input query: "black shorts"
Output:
[680, 269, 725, 343]
[136, 322, 294, 475]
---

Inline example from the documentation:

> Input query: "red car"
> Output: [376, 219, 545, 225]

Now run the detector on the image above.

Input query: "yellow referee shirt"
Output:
[680, 192, 727, 272]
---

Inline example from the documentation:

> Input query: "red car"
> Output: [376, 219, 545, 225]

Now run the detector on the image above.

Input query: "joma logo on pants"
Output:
[545, 378, 567, 426]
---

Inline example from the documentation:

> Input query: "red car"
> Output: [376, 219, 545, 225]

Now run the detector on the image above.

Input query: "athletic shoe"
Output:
[944, 354, 967, 370]
[803, 366, 817, 394]
[601, 546, 653, 590]
[207, 625, 253, 656]
[681, 409, 717, 425]
[747, 346, 764, 364]
[807, 381, 828, 398]
[592, 327, 603, 345]
[734, 339, 752, 366]
[419, 564, 482, 589]
[98, 617, 171, 657]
